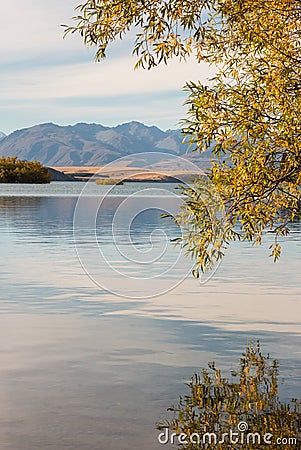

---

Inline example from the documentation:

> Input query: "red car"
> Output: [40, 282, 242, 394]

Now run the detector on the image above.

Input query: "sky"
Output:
[0, 0, 214, 135]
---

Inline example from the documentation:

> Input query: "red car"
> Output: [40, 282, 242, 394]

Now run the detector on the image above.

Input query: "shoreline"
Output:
[51, 166, 205, 182]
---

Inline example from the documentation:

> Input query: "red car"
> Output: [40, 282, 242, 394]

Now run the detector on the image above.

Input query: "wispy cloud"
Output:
[0, 0, 81, 62]
[0, 57, 214, 101]
[0, 1, 214, 133]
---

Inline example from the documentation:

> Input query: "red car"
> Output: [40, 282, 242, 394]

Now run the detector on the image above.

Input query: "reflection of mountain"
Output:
[0, 122, 204, 166]
[0, 197, 77, 240]
[0, 196, 180, 242]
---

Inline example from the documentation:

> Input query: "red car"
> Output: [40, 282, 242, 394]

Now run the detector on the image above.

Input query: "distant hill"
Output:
[0, 122, 197, 166]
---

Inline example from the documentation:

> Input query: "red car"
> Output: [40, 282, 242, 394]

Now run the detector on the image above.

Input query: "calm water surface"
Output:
[0, 182, 300, 449]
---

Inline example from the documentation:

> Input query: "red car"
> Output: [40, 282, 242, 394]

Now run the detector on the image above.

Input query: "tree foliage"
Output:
[65, 0, 301, 273]
[157, 342, 300, 449]
[0, 156, 51, 184]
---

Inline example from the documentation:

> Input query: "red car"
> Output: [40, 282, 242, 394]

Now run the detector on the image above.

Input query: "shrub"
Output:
[0, 156, 51, 184]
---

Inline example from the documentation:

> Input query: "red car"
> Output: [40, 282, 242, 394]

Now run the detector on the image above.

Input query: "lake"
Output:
[0, 182, 300, 449]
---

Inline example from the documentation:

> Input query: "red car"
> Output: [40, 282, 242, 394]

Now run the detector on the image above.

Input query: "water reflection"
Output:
[0, 192, 300, 449]
[158, 342, 300, 448]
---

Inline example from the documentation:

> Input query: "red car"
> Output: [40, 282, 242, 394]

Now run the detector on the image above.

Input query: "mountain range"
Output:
[0, 132, 6, 142]
[0, 122, 200, 166]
